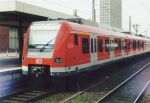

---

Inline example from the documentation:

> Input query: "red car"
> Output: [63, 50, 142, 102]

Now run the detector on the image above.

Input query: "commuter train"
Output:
[22, 18, 150, 78]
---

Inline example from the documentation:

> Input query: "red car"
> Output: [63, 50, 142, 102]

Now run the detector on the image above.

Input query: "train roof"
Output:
[31, 20, 149, 41]
[66, 21, 147, 41]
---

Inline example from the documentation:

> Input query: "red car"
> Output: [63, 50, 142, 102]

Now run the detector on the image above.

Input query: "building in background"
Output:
[99, 0, 122, 29]
[0, 26, 19, 51]
[0, 26, 9, 50]
[0, 0, 74, 53]
[9, 28, 19, 50]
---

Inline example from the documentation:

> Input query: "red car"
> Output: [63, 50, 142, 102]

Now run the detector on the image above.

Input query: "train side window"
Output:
[74, 34, 78, 45]
[134, 41, 135, 49]
[105, 39, 109, 51]
[135, 41, 137, 49]
[133, 41, 135, 49]
[82, 38, 89, 54]
[94, 39, 97, 52]
[128, 41, 130, 49]
[134, 41, 136, 49]
[118, 41, 121, 50]
[131, 41, 133, 49]
[142, 41, 144, 48]
[98, 39, 103, 52]
[110, 40, 114, 51]
[115, 40, 118, 50]
[125, 41, 128, 49]
[91, 38, 93, 53]
[138, 41, 140, 48]
[136, 41, 137, 49]
[139, 41, 141, 48]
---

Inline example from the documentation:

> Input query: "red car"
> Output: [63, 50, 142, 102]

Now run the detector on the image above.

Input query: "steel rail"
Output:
[133, 80, 150, 103]
[59, 77, 110, 103]
[22, 89, 56, 103]
[1, 89, 56, 103]
[95, 62, 150, 103]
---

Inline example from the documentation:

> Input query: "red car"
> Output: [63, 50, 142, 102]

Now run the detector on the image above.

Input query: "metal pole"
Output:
[135, 24, 139, 35]
[132, 24, 140, 35]
[129, 16, 131, 33]
[92, 0, 96, 22]
[18, 17, 23, 63]
[73, 9, 78, 17]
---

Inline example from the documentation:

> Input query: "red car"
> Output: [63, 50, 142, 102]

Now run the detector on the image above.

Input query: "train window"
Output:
[121, 41, 122, 50]
[110, 40, 114, 51]
[74, 34, 78, 45]
[119, 41, 122, 50]
[131, 41, 132, 49]
[134, 41, 135, 49]
[125, 41, 128, 49]
[128, 41, 130, 50]
[98, 39, 103, 52]
[135, 41, 137, 49]
[139, 41, 141, 48]
[105, 39, 109, 51]
[133, 41, 135, 49]
[132, 41, 134, 49]
[82, 38, 89, 54]
[115, 40, 118, 50]
[142, 41, 144, 48]
[91, 38, 93, 53]
[135, 41, 136, 49]
[121, 41, 124, 50]
[138, 41, 140, 48]
[134, 41, 136, 49]
[94, 39, 97, 52]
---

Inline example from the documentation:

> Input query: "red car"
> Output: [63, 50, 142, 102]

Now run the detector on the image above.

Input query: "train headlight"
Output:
[54, 58, 63, 63]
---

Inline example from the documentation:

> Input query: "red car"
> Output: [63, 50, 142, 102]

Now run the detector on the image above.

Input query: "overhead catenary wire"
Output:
[47, 0, 91, 17]
[137, 0, 150, 16]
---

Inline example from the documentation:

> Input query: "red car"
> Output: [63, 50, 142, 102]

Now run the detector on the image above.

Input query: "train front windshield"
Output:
[27, 23, 61, 58]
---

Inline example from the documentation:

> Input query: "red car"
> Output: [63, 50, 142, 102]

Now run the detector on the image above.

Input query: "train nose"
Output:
[28, 65, 51, 89]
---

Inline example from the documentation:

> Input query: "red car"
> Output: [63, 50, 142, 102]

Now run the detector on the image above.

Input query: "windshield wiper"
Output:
[39, 39, 54, 52]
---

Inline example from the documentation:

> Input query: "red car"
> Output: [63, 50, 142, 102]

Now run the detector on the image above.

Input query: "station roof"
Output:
[0, 0, 74, 27]
[0, 0, 74, 19]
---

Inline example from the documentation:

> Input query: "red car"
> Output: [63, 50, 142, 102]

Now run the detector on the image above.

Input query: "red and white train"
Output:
[22, 19, 150, 77]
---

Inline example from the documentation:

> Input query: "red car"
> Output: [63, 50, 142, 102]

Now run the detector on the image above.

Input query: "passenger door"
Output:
[90, 34, 97, 65]
[110, 37, 114, 60]
[121, 39, 125, 57]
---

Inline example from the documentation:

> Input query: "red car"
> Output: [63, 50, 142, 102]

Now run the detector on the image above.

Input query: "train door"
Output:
[124, 39, 129, 56]
[114, 38, 121, 57]
[110, 37, 114, 60]
[121, 38, 125, 57]
[130, 40, 133, 54]
[90, 34, 97, 65]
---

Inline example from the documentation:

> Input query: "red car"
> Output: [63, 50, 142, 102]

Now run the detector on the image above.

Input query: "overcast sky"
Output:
[18, 0, 150, 36]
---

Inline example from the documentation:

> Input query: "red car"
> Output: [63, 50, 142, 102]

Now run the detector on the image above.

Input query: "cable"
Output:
[138, 0, 150, 16]
[46, 0, 91, 17]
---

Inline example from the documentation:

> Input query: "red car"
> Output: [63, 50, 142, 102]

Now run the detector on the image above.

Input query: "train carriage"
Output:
[22, 19, 150, 78]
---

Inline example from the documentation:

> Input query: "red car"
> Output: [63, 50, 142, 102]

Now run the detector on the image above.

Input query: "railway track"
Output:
[1, 55, 150, 103]
[96, 63, 150, 103]
[55, 61, 150, 103]
[59, 76, 110, 103]
[0, 88, 56, 103]
[31, 56, 149, 103]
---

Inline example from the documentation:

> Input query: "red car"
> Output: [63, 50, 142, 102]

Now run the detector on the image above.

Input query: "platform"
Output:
[0, 66, 22, 98]
[0, 56, 20, 68]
